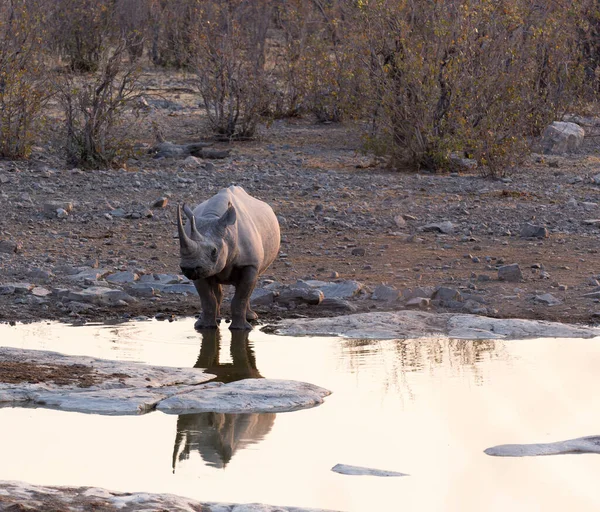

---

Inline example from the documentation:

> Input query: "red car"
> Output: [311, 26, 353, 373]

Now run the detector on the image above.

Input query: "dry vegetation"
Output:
[0, 0, 598, 173]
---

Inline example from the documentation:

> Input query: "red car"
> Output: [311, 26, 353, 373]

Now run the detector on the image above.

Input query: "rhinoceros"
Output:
[177, 185, 280, 330]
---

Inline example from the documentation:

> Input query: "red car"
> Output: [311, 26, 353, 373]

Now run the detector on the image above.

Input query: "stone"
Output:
[318, 298, 358, 312]
[43, 200, 73, 218]
[152, 197, 169, 208]
[421, 221, 454, 234]
[26, 268, 53, 281]
[0, 240, 21, 254]
[139, 273, 182, 285]
[183, 155, 202, 167]
[65, 286, 136, 306]
[432, 287, 462, 303]
[109, 208, 127, 218]
[311, 280, 363, 299]
[67, 268, 111, 282]
[31, 286, 51, 297]
[583, 219, 600, 226]
[277, 311, 600, 340]
[535, 293, 562, 306]
[403, 287, 435, 300]
[4, 283, 33, 295]
[331, 464, 408, 477]
[520, 223, 549, 238]
[277, 286, 324, 305]
[541, 121, 585, 154]
[0, 285, 16, 295]
[498, 264, 523, 282]
[351, 247, 366, 256]
[393, 215, 406, 228]
[126, 284, 158, 297]
[105, 271, 139, 284]
[0, 482, 334, 512]
[156, 379, 331, 414]
[250, 288, 275, 306]
[161, 283, 196, 295]
[485, 435, 600, 457]
[405, 297, 430, 309]
[372, 285, 400, 302]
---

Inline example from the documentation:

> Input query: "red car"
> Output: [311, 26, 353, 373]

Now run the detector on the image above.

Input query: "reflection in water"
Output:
[172, 329, 275, 470]
[340, 337, 506, 400]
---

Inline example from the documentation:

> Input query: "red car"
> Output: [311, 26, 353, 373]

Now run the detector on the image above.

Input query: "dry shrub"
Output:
[59, 43, 142, 168]
[359, 0, 586, 176]
[0, 0, 50, 158]
[48, 0, 116, 73]
[192, 1, 272, 139]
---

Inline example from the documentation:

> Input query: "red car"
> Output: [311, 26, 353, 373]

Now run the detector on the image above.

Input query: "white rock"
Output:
[331, 463, 408, 477]
[157, 379, 331, 414]
[277, 311, 600, 340]
[541, 121, 585, 154]
[485, 435, 600, 457]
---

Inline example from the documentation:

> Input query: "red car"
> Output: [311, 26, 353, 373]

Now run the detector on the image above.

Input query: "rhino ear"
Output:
[217, 202, 236, 232]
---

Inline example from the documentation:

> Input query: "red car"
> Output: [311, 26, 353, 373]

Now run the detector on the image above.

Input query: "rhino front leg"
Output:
[230, 266, 258, 330]
[193, 278, 219, 329]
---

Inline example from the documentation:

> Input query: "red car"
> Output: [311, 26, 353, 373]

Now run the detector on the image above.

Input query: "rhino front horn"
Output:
[177, 204, 195, 252]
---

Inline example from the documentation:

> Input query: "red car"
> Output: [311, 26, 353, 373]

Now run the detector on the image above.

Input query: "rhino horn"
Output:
[183, 203, 203, 241]
[177, 204, 195, 252]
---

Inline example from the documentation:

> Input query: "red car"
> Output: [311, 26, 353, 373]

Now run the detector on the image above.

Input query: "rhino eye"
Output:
[210, 247, 218, 261]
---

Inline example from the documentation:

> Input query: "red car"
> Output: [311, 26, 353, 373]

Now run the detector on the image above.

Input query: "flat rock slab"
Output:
[276, 311, 600, 340]
[485, 435, 600, 457]
[157, 379, 331, 414]
[0, 348, 330, 416]
[0, 481, 339, 512]
[331, 464, 408, 477]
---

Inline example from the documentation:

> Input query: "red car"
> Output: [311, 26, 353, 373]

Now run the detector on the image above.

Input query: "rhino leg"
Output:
[230, 266, 258, 330]
[193, 278, 219, 329]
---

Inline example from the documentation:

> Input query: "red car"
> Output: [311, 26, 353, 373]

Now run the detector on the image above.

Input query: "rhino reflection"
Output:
[172, 329, 275, 470]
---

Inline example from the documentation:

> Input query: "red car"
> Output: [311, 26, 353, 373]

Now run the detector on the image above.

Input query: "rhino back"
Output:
[194, 186, 280, 272]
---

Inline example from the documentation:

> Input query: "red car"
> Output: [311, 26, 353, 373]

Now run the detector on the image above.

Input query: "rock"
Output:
[67, 268, 111, 282]
[106, 271, 139, 284]
[449, 152, 478, 171]
[372, 285, 400, 302]
[43, 200, 73, 218]
[65, 286, 136, 306]
[541, 121, 585, 154]
[351, 247, 366, 257]
[318, 298, 358, 312]
[393, 215, 406, 228]
[403, 287, 435, 300]
[250, 288, 275, 306]
[31, 286, 51, 297]
[331, 463, 408, 477]
[152, 197, 169, 208]
[277, 286, 324, 305]
[26, 268, 53, 281]
[498, 264, 523, 282]
[0, 284, 16, 295]
[126, 284, 158, 297]
[432, 287, 462, 304]
[160, 283, 196, 295]
[520, 223, 549, 238]
[109, 207, 127, 218]
[485, 435, 600, 457]
[156, 379, 331, 414]
[0, 240, 21, 254]
[0, 481, 331, 512]
[192, 148, 231, 159]
[278, 311, 600, 340]
[421, 221, 454, 234]
[405, 297, 431, 309]
[308, 280, 363, 299]
[535, 293, 562, 306]
[583, 219, 600, 226]
[3, 283, 34, 295]
[183, 155, 202, 167]
[139, 273, 182, 285]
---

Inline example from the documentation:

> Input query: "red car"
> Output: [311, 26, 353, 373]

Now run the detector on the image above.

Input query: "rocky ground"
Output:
[2, 72, 600, 327]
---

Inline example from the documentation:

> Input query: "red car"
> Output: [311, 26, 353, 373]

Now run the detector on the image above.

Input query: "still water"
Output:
[1, 320, 600, 511]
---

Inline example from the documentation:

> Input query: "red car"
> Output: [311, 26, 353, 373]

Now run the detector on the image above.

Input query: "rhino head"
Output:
[177, 203, 236, 281]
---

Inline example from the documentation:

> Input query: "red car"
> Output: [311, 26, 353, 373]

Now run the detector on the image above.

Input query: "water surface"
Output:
[1, 320, 600, 511]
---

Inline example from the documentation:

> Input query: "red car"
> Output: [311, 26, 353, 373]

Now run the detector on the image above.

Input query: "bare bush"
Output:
[192, 1, 272, 139]
[59, 43, 142, 168]
[0, 0, 50, 158]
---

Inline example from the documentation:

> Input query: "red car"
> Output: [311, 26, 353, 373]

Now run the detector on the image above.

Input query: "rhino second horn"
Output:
[183, 203, 203, 241]
[177, 204, 195, 251]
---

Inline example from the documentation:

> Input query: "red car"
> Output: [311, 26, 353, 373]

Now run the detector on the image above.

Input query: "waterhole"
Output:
[1, 320, 600, 511]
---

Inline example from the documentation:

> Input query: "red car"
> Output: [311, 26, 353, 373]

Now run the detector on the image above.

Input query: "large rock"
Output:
[0, 481, 338, 512]
[0, 240, 21, 254]
[277, 311, 600, 340]
[156, 379, 331, 414]
[105, 271, 139, 284]
[301, 280, 364, 299]
[372, 285, 400, 302]
[541, 121, 585, 154]
[277, 286, 323, 305]
[520, 223, 549, 238]
[421, 221, 454, 234]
